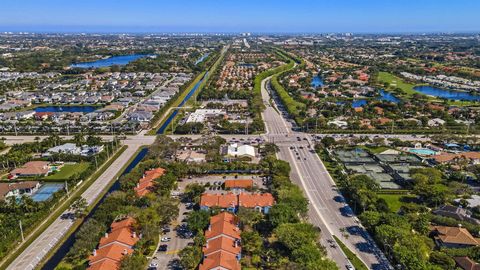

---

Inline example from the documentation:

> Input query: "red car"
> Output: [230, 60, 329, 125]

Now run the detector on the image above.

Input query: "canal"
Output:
[41, 147, 149, 270]
[156, 72, 209, 134]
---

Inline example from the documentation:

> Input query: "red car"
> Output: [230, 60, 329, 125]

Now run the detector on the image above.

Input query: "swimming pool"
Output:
[31, 183, 65, 202]
[408, 148, 437, 156]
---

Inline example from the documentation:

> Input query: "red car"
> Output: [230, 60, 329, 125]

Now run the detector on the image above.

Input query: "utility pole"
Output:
[65, 181, 69, 197]
[19, 220, 24, 242]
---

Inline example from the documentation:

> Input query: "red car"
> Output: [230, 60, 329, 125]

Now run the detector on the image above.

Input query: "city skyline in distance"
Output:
[1, 0, 480, 34]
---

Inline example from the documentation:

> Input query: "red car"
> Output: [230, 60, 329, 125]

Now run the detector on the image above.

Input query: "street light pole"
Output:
[19, 220, 24, 242]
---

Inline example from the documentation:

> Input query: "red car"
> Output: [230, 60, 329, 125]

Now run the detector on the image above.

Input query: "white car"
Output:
[149, 263, 158, 267]
[346, 265, 355, 270]
[161, 237, 171, 242]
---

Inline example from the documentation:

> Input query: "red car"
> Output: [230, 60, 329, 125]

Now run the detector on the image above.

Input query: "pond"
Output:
[70, 54, 150, 68]
[34, 106, 99, 113]
[414, 86, 480, 101]
[311, 75, 324, 88]
[352, 99, 367, 108]
[378, 89, 400, 103]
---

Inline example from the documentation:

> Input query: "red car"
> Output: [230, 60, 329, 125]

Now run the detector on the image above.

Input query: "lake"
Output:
[35, 106, 98, 113]
[414, 86, 480, 101]
[70, 54, 150, 68]
[311, 75, 324, 88]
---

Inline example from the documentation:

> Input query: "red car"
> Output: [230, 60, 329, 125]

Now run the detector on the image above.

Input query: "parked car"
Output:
[161, 237, 171, 242]
[158, 245, 168, 252]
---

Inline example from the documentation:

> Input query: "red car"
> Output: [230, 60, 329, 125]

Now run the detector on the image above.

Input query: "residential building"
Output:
[9, 161, 50, 179]
[134, 168, 165, 197]
[88, 217, 138, 270]
[433, 205, 480, 225]
[200, 192, 275, 214]
[0, 181, 40, 201]
[200, 212, 241, 270]
[454, 256, 480, 270]
[431, 226, 480, 248]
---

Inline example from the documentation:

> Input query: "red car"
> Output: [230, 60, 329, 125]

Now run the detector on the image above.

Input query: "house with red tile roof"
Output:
[200, 192, 275, 213]
[200, 212, 241, 270]
[9, 161, 50, 179]
[134, 168, 165, 197]
[238, 193, 275, 214]
[431, 226, 480, 248]
[87, 217, 138, 270]
[454, 256, 480, 270]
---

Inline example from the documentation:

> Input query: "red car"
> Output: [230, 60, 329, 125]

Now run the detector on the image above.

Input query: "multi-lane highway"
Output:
[261, 76, 392, 270]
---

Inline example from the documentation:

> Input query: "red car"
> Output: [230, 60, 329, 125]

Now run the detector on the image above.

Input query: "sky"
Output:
[1, 0, 479, 33]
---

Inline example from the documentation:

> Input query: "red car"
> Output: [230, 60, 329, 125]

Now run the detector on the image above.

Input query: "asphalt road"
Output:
[6, 138, 150, 270]
[261, 76, 392, 270]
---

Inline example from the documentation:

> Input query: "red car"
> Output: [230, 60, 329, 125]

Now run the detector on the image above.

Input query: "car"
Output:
[162, 228, 171, 233]
[158, 245, 168, 252]
[304, 157, 306, 160]
[149, 263, 158, 267]
[297, 157, 300, 160]
[161, 237, 171, 242]
[346, 265, 355, 270]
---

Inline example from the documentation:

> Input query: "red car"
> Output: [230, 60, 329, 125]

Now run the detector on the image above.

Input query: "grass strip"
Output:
[333, 235, 369, 270]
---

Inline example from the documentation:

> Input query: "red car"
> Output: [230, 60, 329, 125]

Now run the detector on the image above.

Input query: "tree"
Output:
[73, 133, 85, 147]
[274, 223, 319, 251]
[262, 143, 279, 156]
[120, 253, 147, 270]
[184, 183, 205, 204]
[70, 197, 88, 218]
[241, 231, 263, 255]
[429, 251, 456, 270]
[179, 246, 202, 270]
[186, 210, 210, 233]
[320, 136, 336, 148]
[237, 207, 263, 229]
[268, 203, 299, 227]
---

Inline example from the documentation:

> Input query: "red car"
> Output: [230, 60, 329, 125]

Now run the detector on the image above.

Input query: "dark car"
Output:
[158, 244, 168, 252]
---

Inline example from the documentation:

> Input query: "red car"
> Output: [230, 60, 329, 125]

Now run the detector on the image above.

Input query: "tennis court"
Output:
[31, 183, 65, 202]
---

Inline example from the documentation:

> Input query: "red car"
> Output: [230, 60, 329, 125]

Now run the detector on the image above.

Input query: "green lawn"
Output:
[361, 146, 390, 154]
[377, 72, 418, 96]
[377, 193, 415, 213]
[45, 162, 90, 180]
[333, 235, 369, 270]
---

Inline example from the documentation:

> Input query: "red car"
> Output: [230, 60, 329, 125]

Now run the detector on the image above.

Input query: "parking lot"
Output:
[178, 174, 266, 193]
[147, 202, 193, 270]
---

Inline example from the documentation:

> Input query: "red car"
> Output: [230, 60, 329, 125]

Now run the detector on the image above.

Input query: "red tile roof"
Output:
[87, 218, 138, 270]
[87, 258, 120, 270]
[238, 193, 275, 208]
[200, 212, 241, 270]
[199, 250, 241, 270]
[224, 180, 253, 189]
[432, 226, 480, 246]
[454, 256, 480, 270]
[10, 161, 49, 177]
[203, 236, 241, 256]
[89, 243, 133, 267]
[134, 168, 165, 197]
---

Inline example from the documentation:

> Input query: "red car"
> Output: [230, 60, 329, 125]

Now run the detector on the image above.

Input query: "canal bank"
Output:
[39, 147, 149, 270]
[156, 71, 209, 134]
